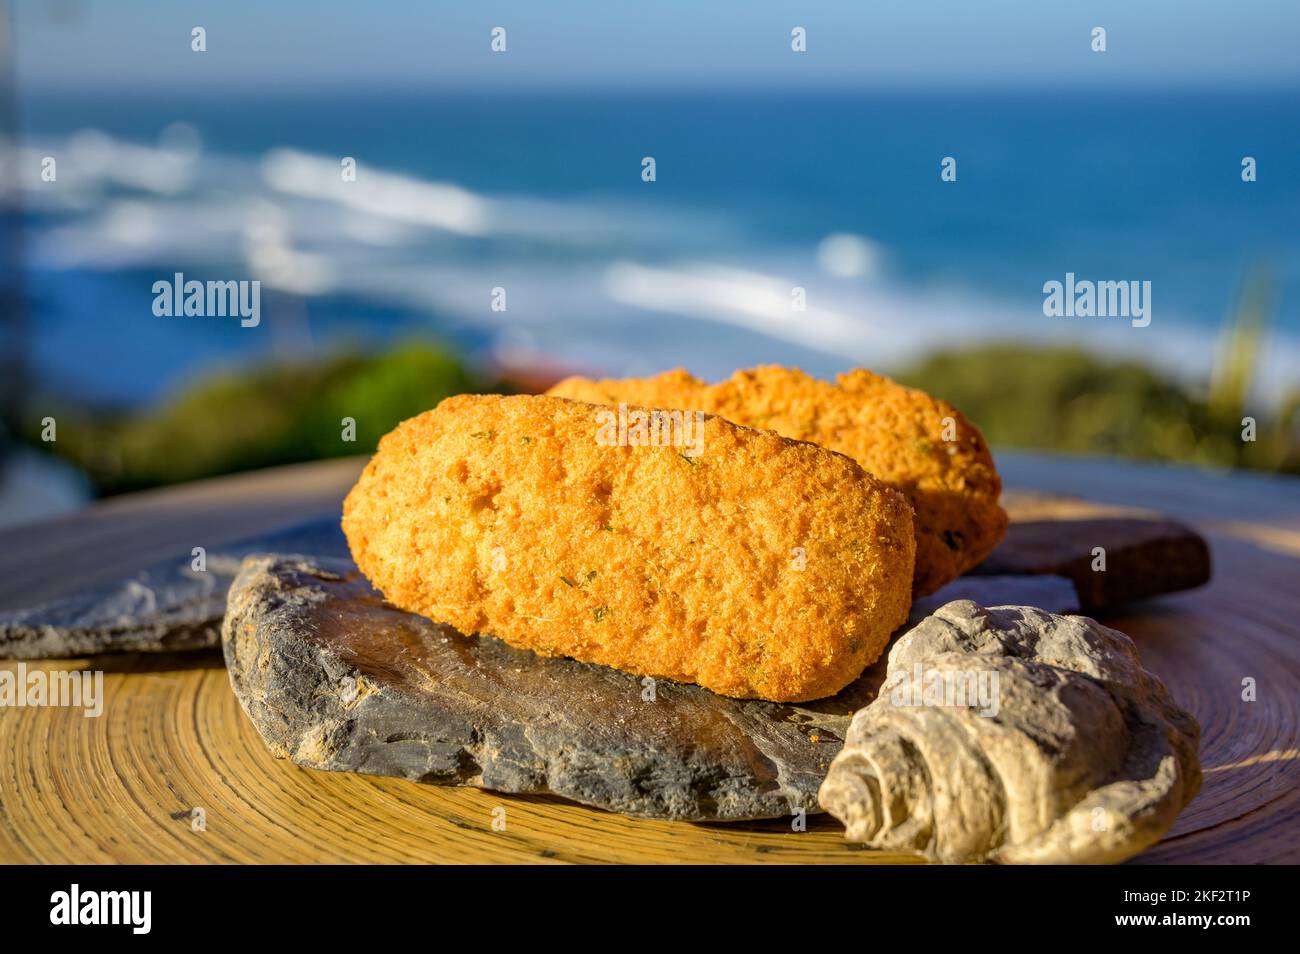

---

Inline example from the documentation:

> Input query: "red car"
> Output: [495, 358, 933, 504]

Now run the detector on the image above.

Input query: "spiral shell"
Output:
[818, 600, 1201, 864]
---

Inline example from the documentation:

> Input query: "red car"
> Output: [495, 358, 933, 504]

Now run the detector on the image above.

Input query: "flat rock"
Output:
[2, 514, 1209, 659]
[0, 518, 348, 658]
[972, 517, 1210, 611]
[910, 573, 1079, 622]
[223, 554, 880, 821]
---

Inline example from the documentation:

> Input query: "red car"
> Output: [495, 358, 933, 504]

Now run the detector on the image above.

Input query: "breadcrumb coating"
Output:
[548, 366, 1006, 596]
[343, 393, 915, 701]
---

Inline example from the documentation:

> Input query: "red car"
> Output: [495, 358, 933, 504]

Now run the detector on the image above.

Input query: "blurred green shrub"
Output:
[895, 344, 1300, 474]
[27, 340, 1300, 497]
[31, 342, 494, 496]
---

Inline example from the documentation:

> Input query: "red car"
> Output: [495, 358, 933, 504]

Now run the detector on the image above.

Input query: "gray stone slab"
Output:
[222, 554, 880, 821]
[0, 518, 347, 658]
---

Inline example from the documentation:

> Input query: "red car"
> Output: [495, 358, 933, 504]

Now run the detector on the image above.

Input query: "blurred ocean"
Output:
[11, 88, 1300, 406]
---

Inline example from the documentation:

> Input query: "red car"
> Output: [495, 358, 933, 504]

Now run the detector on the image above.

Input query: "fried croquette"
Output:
[547, 366, 1007, 597]
[342, 393, 915, 702]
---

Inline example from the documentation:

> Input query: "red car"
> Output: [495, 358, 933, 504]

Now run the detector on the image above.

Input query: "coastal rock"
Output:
[223, 554, 863, 821]
[818, 600, 1201, 864]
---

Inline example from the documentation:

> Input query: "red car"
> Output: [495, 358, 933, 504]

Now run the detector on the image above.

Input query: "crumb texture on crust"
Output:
[342, 393, 915, 702]
[548, 366, 1006, 596]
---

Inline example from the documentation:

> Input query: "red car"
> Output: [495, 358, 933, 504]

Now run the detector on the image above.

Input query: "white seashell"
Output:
[818, 601, 1201, 864]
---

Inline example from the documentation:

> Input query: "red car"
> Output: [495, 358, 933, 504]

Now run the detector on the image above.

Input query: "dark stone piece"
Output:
[910, 573, 1079, 623]
[0, 518, 348, 658]
[223, 554, 873, 821]
[1, 514, 1209, 660]
[971, 518, 1211, 612]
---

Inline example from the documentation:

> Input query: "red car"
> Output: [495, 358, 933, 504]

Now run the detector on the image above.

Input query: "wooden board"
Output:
[1, 453, 1298, 864]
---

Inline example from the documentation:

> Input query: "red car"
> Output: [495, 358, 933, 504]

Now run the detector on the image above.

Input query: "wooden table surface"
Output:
[1, 451, 1297, 864]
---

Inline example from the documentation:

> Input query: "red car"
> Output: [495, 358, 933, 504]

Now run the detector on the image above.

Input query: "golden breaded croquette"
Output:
[548, 366, 1006, 597]
[342, 393, 915, 702]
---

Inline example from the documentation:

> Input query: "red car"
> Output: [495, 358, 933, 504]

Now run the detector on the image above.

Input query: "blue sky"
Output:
[12, 0, 1300, 93]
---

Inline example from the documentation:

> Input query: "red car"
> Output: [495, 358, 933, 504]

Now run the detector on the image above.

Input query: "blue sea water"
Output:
[13, 88, 1300, 406]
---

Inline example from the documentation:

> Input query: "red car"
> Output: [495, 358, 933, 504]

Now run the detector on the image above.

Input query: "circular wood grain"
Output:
[1, 455, 1298, 864]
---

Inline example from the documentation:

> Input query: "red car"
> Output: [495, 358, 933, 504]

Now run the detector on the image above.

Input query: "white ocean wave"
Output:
[15, 129, 1300, 406]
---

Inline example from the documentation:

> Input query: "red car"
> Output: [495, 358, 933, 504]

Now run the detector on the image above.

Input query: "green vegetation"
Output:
[31, 342, 496, 496]
[895, 344, 1300, 474]
[26, 336, 1300, 500]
